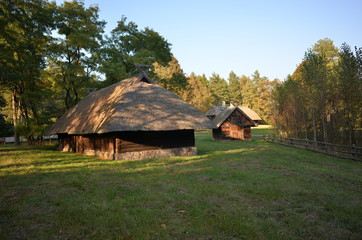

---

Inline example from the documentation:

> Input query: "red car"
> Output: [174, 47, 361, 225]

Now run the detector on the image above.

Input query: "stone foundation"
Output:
[114, 147, 197, 160]
[61, 146, 197, 160]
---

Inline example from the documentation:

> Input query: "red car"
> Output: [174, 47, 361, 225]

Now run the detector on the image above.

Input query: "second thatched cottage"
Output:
[206, 105, 262, 140]
[47, 74, 215, 160]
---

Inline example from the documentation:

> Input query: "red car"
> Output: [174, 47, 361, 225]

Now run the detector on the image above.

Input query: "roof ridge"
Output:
[214, 107, 237, 127]
[137, 72, 156, 84]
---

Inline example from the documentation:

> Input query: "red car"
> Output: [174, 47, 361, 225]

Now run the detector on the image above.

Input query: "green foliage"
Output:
[228, 71, 243, 105]
[0, 0, 56, 143]
[239, 71, 277, 123]
[271, 75, 306, 137]
[272, 39, 362, 145]
[99, 16, 172, 86]
[0, 96, 13, 137]
[49, 0, 105, 110]
[313, 38, 339, 64]
[0, 115, 13, 137]
[336, 44, 362, 142]
[239, 74, 255, 108]
[0, 0, 174, 143]
[209, 73, 229, 105]
[181, 73, 212, 113]
[152, 56, 187, 95]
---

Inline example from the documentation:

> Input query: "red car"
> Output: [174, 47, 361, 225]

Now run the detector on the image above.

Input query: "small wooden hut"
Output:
[47, 74, 215, 160]
[206, 105, 261, 140]
[238, 106, 262, 126]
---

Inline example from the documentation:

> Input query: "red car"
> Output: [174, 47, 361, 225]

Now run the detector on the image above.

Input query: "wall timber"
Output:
[58, 130, 196, 160]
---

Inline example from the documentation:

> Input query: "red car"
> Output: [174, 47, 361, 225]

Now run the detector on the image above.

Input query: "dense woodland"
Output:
[1, 0, 361, 146]
[272, 39, 362, 145]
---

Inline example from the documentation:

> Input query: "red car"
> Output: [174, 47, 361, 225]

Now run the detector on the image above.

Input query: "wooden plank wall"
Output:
[58, 130, 195, 155]
[213, 110, 254, 140]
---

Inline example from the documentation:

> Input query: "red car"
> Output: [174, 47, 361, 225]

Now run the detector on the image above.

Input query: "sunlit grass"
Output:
[1, 130, 361, 239]
[252, 124, 276, 135]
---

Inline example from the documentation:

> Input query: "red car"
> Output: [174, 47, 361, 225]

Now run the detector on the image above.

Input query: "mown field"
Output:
[0, 129, 361, 240]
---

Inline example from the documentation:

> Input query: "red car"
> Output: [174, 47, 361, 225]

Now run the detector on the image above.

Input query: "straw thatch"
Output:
[238, 106, 262, 121]
[205, 106, 226, 117]
[206, 105, 261, 127]
[47, 74, 215, 135]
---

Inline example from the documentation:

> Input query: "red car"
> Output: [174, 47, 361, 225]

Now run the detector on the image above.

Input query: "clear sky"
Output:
[61, 0, 362, 81]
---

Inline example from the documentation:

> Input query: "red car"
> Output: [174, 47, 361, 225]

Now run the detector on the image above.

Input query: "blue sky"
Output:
[61, 0, 362, 81]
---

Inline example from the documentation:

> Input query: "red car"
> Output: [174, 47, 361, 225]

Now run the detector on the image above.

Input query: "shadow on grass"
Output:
[1, 133, 361, 240]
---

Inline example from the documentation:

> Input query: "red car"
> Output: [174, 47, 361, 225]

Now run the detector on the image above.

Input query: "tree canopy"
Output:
[99, 16, 172, 86]
[0, 0, 174, 144]
[272, 39, 362, 145]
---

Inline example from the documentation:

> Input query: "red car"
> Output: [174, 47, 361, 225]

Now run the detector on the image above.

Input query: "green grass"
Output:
[252, 125, 276, 136]
[1, 131, 361, 240]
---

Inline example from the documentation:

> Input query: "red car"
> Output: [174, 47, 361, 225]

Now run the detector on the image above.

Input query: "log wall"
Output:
[58, 130, 195, 160]
[213, 109, 254, 140]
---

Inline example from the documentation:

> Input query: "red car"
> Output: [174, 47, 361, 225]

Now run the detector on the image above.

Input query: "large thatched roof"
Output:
[47, 75, 215, 135]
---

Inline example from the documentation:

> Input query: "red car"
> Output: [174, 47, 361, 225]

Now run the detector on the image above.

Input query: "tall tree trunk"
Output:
[73, 87, 79, 105]
[12, 91, 20, 146]
[65, 88, 71, 110]
[303, 111, 308, 139]
[322, 115, 327, 142]
[349, 113, 355, 145]
[312, 109, 317, 142]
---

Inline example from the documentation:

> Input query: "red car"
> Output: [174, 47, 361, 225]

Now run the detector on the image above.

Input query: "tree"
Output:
[313, 38, 339, 142]
[271, 39, 362, 145]
[337, 43, 362, 144]
[181, 73, 212, 112]
[251, 70, 276, 123]
[228, 71, 243, 105]
[100, 16, 172, 86]
[0, 0, 55, 144]
[239, 75, 255, 109]
[152, 56, 187, 95]
[271, 75, 306, 138]
[209, 73, 229, 106]
[239, 71, 276, 123]
[313, 38, 339, 65]
[48, 0, 105, 110]
[0, 1, 183, 144]
[300, 50, 327, 141]
[0, 95, 13, 137]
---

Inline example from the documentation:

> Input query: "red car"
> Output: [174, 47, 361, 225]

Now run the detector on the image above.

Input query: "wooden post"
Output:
[352, 144, 356, 159]
[113, 138, 121, 160]
[12, 91, 20, 146]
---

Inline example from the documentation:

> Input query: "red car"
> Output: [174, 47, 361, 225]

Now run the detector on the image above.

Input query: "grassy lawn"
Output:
[1, 130, 361, 239]
[251, 125, 276, 136]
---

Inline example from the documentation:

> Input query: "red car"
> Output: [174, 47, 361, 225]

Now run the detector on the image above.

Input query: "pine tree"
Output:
[152, 56, 188, 96]
[209, 73, 229, 106]
[337, 43, 362, 144]
[228, 71, 243, 105]
[181, 73, 212, 112]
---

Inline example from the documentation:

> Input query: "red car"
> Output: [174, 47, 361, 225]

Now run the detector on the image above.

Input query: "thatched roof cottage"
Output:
[206, 105, 261, 140]
[47, 74, 215, 160]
